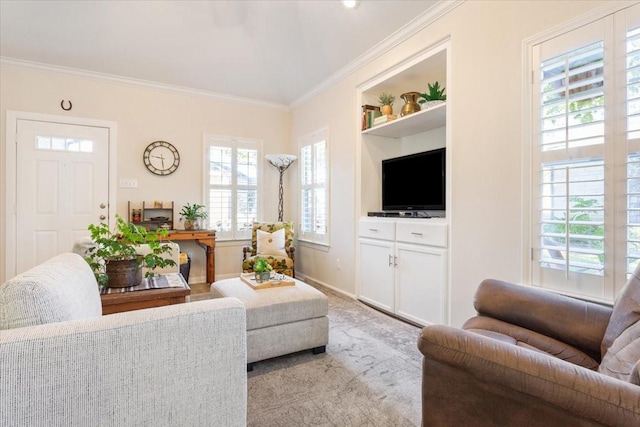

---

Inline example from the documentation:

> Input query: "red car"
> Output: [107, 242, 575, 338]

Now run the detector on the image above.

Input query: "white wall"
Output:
[290, 0, 611, 326]
[0, 66, 291, 283]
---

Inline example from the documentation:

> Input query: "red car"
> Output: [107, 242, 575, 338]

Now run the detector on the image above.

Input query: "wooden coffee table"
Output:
[101, 284, 191, 315]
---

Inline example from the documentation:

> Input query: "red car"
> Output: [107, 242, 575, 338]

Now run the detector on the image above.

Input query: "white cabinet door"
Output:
[358, 238, 395, 312]
[395, 243, 447, 326]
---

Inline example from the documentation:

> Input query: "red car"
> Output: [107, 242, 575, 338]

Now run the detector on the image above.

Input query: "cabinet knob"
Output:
[99, 203, 106, 209]
[99, 215, 106, 220]
[388, 254, 393, 267]
[369, 228, 378, 232]
[411, 232, 423, 236]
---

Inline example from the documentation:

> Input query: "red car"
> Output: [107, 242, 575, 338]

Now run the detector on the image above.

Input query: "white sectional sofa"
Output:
[0, 253, 247, 426]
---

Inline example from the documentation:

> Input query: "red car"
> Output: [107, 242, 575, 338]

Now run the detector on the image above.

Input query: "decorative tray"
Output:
[240, 273, 295, 290]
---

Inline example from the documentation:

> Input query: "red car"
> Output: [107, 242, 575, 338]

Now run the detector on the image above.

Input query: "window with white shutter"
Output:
[204, 135, 261, 240]
[528, 4, 640, 301]
[299, 128, 329, 245]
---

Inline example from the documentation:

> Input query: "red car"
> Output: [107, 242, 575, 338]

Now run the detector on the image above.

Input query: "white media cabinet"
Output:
[359, 217, 447, 326]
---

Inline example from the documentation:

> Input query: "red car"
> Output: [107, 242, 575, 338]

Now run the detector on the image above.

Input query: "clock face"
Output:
[143, 141, 180, 176]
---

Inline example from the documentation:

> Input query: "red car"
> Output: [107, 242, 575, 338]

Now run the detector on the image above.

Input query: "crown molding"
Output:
[289, 0, 464, 109]
[0, 56, 290, 112]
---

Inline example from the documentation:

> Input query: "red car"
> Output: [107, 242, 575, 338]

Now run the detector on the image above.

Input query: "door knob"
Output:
[100, 203, 106, 209]
[100, 215, 106, 220]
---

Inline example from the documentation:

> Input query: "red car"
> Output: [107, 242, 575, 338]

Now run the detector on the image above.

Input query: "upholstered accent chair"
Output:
[417, 269, 640, 426]
[243, 221, 295, 276]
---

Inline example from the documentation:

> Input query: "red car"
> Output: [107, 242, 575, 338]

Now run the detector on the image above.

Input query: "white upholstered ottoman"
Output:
[210, 277, 329, 370]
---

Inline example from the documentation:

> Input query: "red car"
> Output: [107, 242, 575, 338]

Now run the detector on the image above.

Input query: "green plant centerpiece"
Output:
[378, 92, 396, 115]
[253, 256, 273, 283]
[418, 81, 446, 106]
[85, 215, 177, 287]
[179, 203, 208, 231]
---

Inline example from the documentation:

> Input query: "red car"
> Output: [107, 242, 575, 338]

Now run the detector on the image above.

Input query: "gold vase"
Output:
[400, 92, 422, 117]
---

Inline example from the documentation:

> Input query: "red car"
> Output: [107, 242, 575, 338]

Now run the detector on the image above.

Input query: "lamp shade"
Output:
[266, 154, 297, 169]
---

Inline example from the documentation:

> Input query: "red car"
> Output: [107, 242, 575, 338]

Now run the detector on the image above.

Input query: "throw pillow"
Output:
[257, 228, 287, 257]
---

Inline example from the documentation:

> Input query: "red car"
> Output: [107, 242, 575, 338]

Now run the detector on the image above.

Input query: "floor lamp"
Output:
[266, 154, 297, 222]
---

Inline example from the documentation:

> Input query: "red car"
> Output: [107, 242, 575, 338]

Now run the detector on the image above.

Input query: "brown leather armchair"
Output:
[418, 275, 640, 426]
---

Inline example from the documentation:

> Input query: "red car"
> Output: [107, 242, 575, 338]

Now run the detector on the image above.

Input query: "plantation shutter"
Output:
[624, 9, 640, 278]
[532, 19, 609, 298]
[299, 129, 329, 245]
[528, 3, 640, 301]
[205, 136, 260, 240]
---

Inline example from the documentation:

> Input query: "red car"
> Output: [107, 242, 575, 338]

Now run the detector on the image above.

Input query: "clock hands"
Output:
[151, 154, 165, 169]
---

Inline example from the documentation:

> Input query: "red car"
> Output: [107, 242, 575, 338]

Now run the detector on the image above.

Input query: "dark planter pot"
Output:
[105, 258, 142, 288]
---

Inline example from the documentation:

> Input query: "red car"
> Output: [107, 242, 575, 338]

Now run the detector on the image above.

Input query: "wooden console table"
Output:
[167, 230, 216, 283]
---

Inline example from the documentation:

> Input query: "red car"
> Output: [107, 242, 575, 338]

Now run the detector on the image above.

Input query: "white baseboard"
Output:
[297, 273, 356, 300]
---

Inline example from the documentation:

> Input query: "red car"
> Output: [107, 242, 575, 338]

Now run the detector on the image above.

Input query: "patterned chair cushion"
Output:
[244, 222, 295, 275]
[243, 255, 294, 276]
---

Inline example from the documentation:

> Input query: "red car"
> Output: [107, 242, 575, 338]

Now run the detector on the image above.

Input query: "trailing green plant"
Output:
[253, 257, 273, 273]
[418, 81, 446, 103]
[378, 92, 396, 106]
[85, 215, 176, 286]
[179, 203, 208, 221]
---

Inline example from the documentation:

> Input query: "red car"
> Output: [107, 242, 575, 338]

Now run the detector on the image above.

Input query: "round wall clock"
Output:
[143, 141, 180, 176]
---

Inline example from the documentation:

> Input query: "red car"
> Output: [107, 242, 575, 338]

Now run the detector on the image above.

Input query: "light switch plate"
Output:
[119, 178, 138, 188]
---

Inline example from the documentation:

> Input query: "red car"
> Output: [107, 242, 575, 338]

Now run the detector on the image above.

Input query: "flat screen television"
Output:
[381, 148, 445, 212]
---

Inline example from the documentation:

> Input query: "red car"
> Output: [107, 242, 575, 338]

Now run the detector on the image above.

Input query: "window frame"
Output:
[523, 2, 638, 303]
[298, 127, 330, 246]
[202, 134, 263, 241]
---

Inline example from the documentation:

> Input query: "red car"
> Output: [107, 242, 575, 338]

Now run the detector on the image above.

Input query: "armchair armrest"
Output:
[472, 279, 612, 357]
[243, 246, 253, 261]
[418, 325, 640, 427]
[1, 298, 247, 426]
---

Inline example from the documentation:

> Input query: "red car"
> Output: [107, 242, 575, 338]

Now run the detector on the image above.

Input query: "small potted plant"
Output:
[179, 203, 208, 231]
[253, 257, 273, 283]
[418, 81, 446, 107]
[85, 215, 177, 287]
[378, 92, 396, 115]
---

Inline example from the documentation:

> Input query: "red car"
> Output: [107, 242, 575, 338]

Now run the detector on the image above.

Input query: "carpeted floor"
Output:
[191, 282, 423, 427]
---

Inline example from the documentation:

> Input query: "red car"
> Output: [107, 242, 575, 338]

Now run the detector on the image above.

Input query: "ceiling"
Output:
[0, 1, 443, 107]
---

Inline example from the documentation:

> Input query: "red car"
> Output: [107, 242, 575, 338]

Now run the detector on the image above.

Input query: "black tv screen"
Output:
[382, 148, 445, 211]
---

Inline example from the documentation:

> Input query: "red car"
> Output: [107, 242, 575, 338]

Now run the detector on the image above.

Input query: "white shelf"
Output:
[362, 102, 446, 138]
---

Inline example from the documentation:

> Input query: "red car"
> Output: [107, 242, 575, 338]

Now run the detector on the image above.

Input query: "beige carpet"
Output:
[193, 282, 423, 426]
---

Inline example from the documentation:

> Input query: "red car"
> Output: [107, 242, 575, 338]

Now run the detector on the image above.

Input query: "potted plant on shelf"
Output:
[253, 257, 273, 283]
[179, 203, 208, 231]
[418, 81, 446, 108]
[378, 92, 396, 115]
[84, 215, 177, 287]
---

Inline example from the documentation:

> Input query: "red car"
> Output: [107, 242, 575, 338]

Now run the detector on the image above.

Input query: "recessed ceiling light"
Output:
[342, 0, 359, 9]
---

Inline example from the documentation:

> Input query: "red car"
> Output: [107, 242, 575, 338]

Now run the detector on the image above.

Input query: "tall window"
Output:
[529, 4, 640, 301]
[299, 128, 329, 245]
[204, 135, 261, 240]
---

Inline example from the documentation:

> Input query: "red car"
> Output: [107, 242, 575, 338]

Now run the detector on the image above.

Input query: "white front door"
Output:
[15, 119, 110, 274]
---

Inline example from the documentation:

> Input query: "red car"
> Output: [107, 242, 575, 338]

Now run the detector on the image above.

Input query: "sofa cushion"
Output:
[0, 253, 101, 330]
[599, 321, 640, 385]
[464, 316, 599, 369]
[601, 264, 640, 357]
